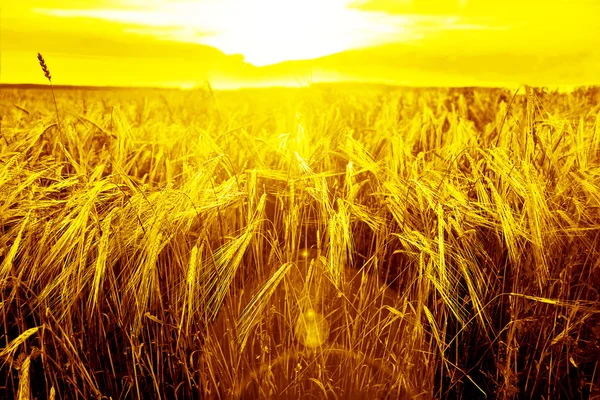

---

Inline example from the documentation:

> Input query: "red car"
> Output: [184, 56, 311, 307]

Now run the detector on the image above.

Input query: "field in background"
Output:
[1, 84, 599, 399]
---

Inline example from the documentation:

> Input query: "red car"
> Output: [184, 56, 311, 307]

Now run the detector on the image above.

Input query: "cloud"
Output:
[34, 1, 415, 65]
[34, 0, 503, 67]
[350, 0, 469, 16]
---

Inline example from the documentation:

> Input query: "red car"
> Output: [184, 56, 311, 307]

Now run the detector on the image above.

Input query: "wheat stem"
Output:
[37, 53, 64, 143]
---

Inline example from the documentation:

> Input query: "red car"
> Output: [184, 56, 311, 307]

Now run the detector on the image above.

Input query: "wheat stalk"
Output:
[37, 53, 64, 142]
[0, 326, 40, 361]
[16, 355, 31, 400]
[233, 345, 400, 399]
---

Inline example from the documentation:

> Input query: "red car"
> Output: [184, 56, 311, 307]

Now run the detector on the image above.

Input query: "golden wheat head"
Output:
[37, 53, 52, 82]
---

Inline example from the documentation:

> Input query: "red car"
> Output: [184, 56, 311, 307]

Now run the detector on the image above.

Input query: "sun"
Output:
[194, 0, 407, 66]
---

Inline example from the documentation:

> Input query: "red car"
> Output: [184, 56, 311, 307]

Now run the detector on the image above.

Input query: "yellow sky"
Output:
[2, 0, 599, 88]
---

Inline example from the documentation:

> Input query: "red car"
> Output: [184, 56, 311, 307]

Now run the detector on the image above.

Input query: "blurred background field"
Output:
[0, 84, 599, 399]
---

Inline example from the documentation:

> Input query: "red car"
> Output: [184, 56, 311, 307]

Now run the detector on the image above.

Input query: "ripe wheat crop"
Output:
[0, 82, 599, 399]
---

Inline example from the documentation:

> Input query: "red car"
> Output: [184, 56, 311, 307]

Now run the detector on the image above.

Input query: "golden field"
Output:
[0, 83, 599, 399]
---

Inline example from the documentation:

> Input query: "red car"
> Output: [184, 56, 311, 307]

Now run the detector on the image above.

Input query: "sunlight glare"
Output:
[197, 0, 409, 66]
[38, 0, 412, 66]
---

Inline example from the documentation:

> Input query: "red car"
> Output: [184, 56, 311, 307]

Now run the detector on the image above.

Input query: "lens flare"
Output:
[294, 309, 330, 348]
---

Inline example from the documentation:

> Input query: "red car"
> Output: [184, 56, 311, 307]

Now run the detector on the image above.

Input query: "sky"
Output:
[2, 0, 599, 88]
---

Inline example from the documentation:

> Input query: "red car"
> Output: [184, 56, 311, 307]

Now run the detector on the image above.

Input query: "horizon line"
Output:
[3, 81, 598, 93]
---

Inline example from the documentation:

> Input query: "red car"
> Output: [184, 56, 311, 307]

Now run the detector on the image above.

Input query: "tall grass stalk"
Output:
[36, 53, 64, 143]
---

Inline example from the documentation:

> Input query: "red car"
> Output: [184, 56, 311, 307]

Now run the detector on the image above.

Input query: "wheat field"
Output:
[1, 82, 599, 399]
